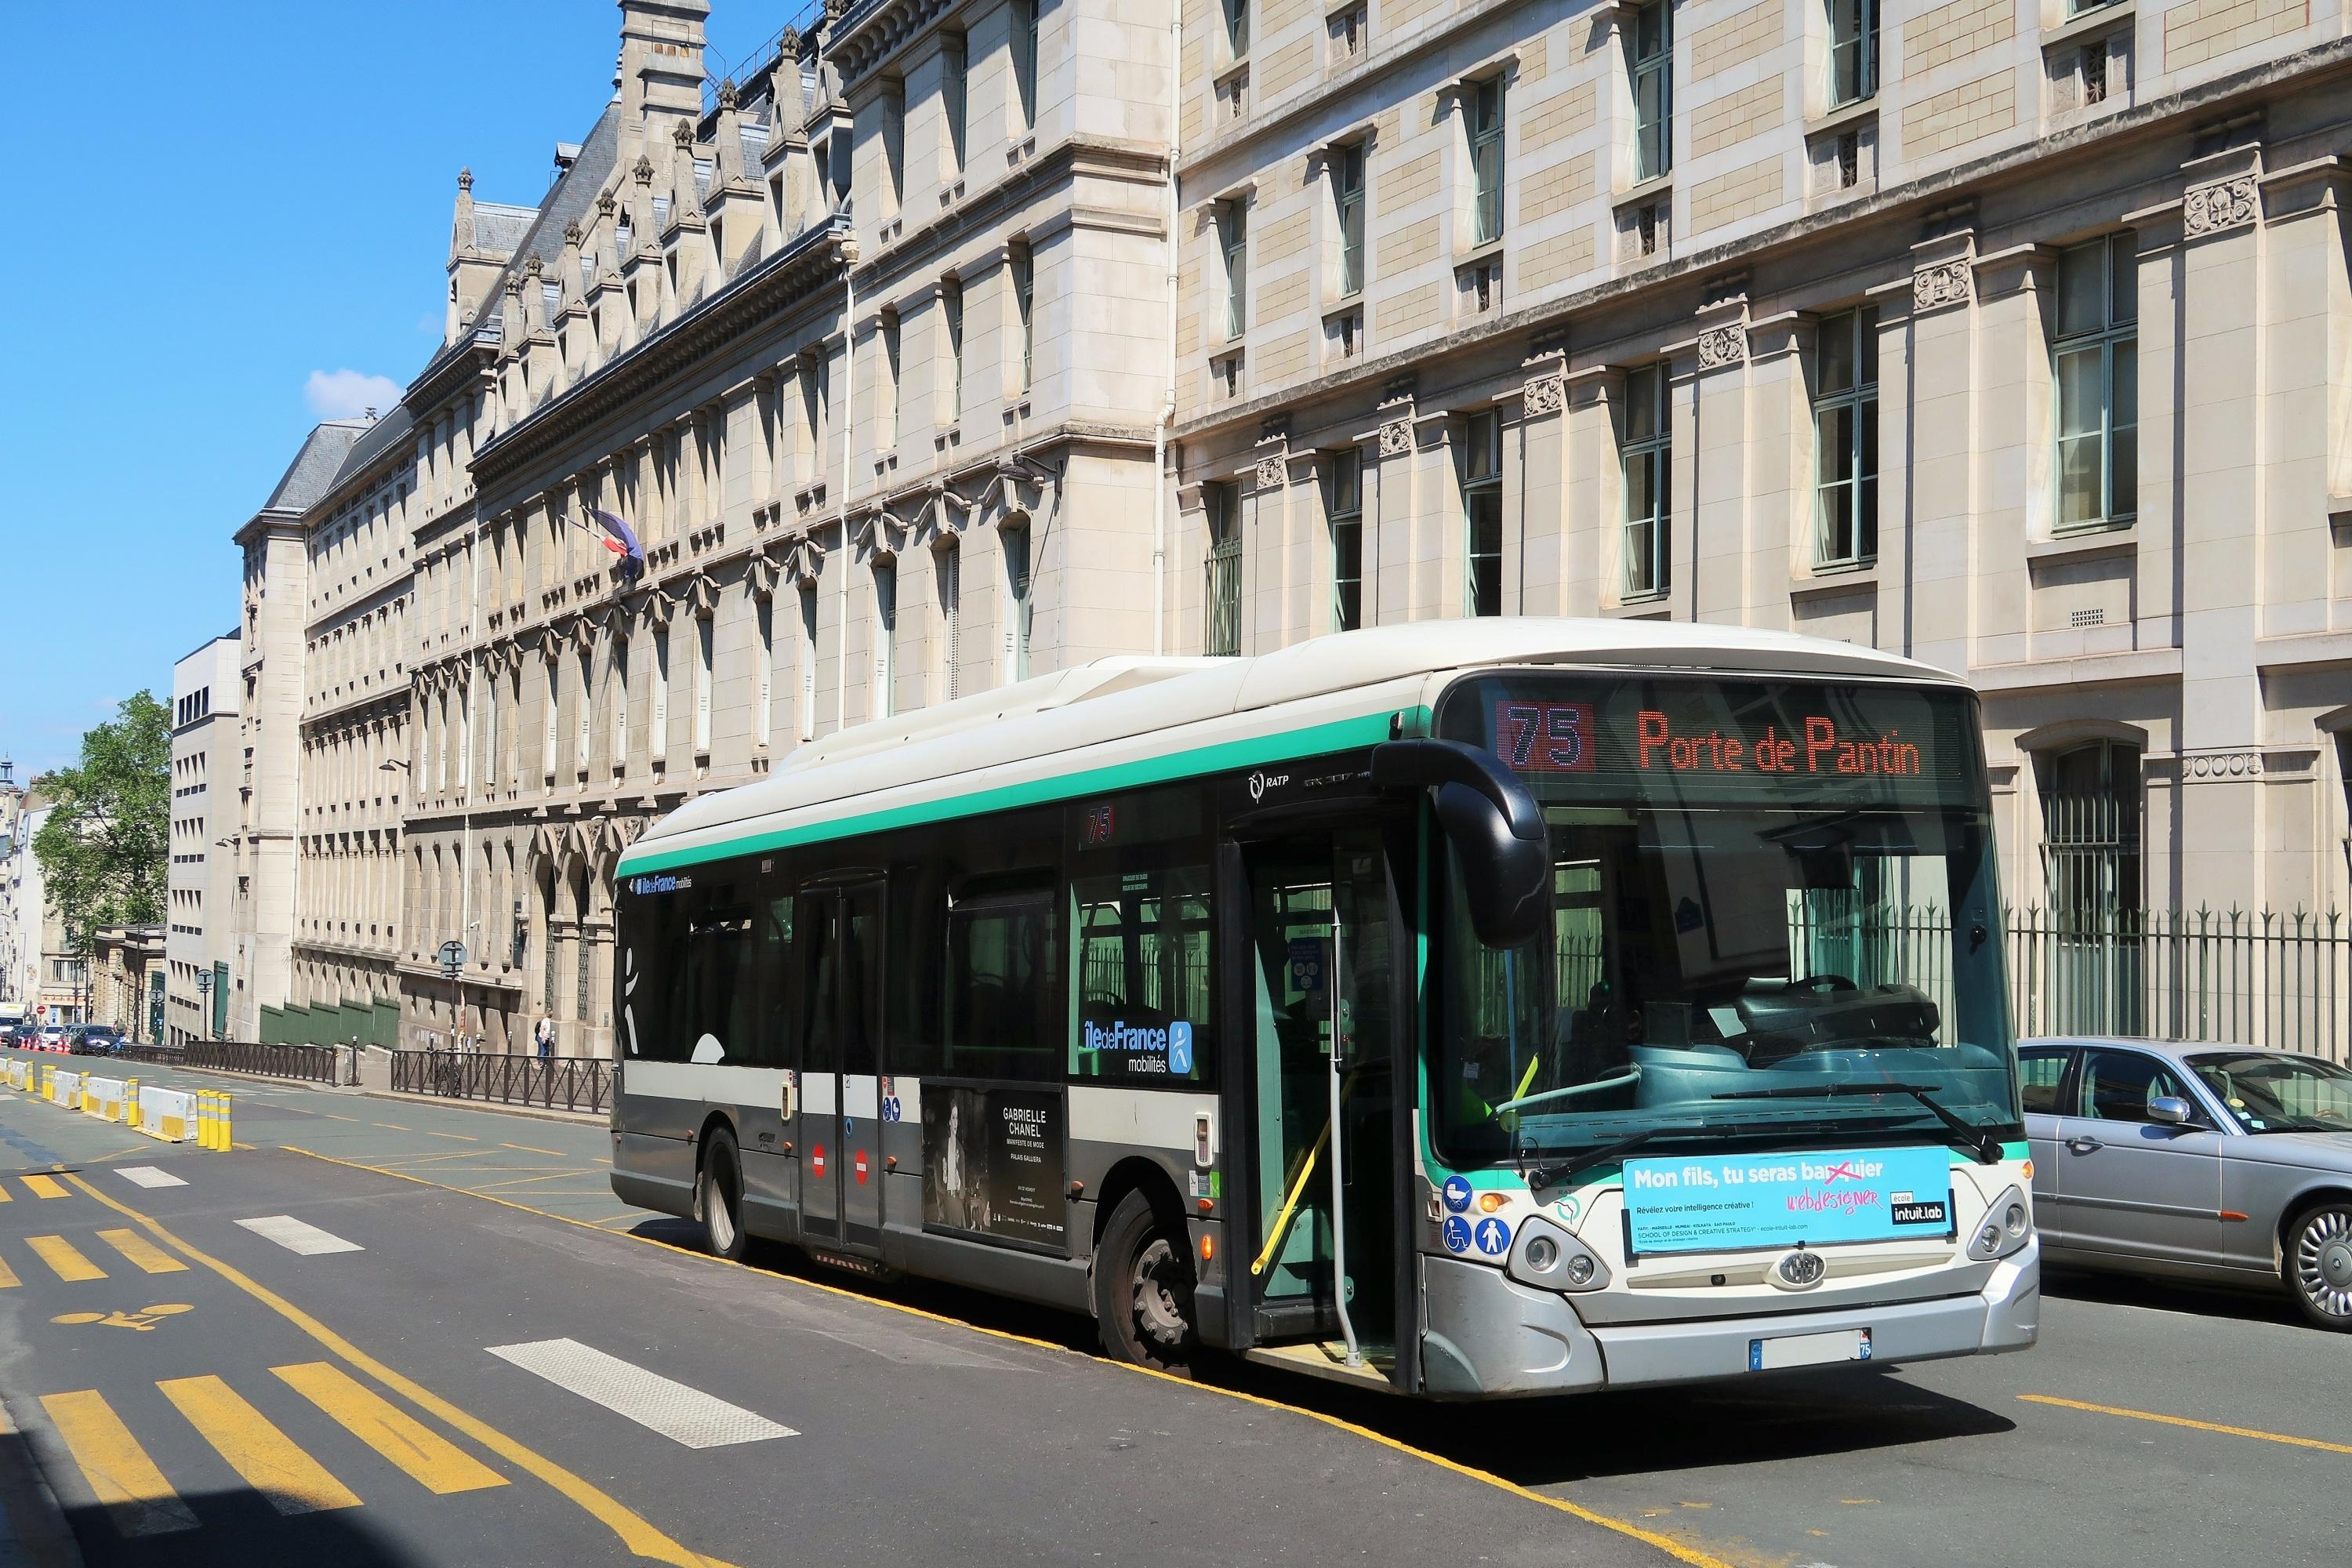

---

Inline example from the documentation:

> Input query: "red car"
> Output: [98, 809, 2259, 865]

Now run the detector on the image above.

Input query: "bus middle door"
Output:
[793, 880, 886, 1257]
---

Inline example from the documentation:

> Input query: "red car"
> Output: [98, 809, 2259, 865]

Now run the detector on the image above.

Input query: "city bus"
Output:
[609, 619, 2037, 1394]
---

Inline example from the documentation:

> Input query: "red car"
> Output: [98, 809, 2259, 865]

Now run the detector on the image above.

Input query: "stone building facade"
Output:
[167, 634, 240, 1043]
[92, 925, 164, 1042]
[225, 0, 2352, 1053]
[1170, 0, 2352, 923]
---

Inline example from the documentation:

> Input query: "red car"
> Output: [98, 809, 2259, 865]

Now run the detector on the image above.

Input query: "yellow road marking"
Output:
[0, 1178, 12, 1201]
[27, 1235, 106, 1282]
[274, 1361, 506, 1495]
[413, 1129, 478, 1142]
[2020, 1394, 2352, 1455]
[372, 1123, 410, 1131]
[281, 1145, 1728, 1568]
[158, 1375, 361, 1515]
[0, 1253, 16, 1288]
[22, 1174, 69, 1200]
[62, 1172, 731, 1566]
[97, 1229, 189, 1276]
[501, 1143, 565, 1157]
[316, 1112, 361, 1123]
[40, 1390, 200, 1537]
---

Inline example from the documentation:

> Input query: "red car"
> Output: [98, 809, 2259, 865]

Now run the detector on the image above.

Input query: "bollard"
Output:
[219, 1093, 234, 1150]
[128, 1078, 140, 1131]
[201, 1091, 219, 1151]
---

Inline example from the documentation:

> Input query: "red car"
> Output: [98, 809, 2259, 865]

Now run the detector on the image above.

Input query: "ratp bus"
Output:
[609, 620, 2037, 1393]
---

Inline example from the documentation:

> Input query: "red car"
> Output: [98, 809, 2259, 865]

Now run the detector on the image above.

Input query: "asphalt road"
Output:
[0, 1056, 2345, 1568]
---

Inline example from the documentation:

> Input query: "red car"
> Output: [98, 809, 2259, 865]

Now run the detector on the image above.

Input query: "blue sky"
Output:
[0, 0, 793, 777]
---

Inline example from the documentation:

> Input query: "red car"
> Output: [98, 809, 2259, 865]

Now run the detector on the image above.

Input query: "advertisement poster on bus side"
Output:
[921, 1086, 1068, 1250]
[1621, 1145, 1955, 1257]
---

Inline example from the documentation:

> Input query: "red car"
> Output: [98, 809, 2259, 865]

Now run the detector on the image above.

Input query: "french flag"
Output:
[587, 508, 645, 585]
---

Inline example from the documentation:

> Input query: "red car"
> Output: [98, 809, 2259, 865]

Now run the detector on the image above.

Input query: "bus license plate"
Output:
[1748, 1327, 1871, 1371]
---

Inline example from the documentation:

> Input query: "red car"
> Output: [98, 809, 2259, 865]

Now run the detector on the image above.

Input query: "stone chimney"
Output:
[445, 168, 510, 343]
[618, 0, 710, 171]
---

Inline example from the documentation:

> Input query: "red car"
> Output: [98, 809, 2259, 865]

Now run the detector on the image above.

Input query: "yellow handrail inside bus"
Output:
[1250, 1072, 1356, 1278]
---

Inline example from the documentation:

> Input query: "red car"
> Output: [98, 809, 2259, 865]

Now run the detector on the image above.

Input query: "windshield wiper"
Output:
[1711, 1081, 2003, 1164]
[1526, 1123, 1702, 1189]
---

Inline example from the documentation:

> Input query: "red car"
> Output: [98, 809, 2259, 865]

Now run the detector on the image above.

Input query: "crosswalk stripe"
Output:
[40, 1390, 201, 1537]
[0, 1178, 12, 1201]
[236, 1216, 364, 1256]
[27, 1235, 106, 1283]
[97, 1229, 189, 1276]
[272, 1363, 506, 1495]
[485, 1338, 797, 1449]
[158, 1375, 361, 1515]
[22, 1174, 70, 1200]
[117, 1167, 187, 1189]
[0, 1253, 18, 1289]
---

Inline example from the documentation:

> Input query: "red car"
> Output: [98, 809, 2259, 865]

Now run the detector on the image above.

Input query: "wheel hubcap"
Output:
[2294, 1210, 2352, 1319]
[709, 1174, 736, 1251]
[1130, 1236, 1188, 1348]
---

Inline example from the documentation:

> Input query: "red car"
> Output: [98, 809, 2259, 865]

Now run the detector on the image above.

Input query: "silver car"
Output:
[2020, 1036, 2352, 1330]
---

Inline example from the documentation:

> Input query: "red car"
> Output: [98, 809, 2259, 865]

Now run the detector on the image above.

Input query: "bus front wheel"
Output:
[1094, 1189, 1197, 1375]
[696, 1126, 750, 1263]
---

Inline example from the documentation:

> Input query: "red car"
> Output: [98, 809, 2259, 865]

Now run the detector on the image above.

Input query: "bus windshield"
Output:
[1432, 672, 2018, 1173]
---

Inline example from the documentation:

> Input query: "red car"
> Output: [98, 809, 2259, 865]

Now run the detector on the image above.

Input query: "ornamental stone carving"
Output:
[2183, 175, 2259, 237]
[1696, 325, 1745, 369]
[1377, 418, 1412, 456]
[1523, 372, 1565, 415]
[1255, 452, 1287, 490]
[2181, 750, 2263, 779]
[1912, 260, 1973, 312]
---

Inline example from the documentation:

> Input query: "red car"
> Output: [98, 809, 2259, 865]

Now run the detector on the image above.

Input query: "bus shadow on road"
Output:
[613, 1218, 2013, 1488]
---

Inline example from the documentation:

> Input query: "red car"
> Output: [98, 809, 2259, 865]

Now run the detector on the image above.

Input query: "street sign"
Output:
[437, 940, 467, 978]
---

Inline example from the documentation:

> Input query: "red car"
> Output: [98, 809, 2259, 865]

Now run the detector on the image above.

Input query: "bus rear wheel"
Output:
[1094, 1189, 1197, 1375]
[696, 1127, 750, 1263]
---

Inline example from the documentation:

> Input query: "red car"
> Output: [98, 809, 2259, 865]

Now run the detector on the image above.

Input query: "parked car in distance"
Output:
[69, 1025, 124, 1056]
[2020, 1036, 2352, 1330]
[36, 1024, 67, 1052]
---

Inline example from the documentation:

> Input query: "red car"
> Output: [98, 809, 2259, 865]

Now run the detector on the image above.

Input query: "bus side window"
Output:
[1070, 863, 1214, 1083]
[946, 880, 1058, 1080]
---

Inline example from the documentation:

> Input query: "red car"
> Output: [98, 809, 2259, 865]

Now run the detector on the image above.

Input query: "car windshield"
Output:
[1433, 672, 2017, 1171]
[2187, 1052, 2352, 1134]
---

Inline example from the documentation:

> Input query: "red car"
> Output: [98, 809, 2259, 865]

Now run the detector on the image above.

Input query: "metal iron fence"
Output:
[392, 1050, 612, 1116]
[114, 1040, 339, 1083]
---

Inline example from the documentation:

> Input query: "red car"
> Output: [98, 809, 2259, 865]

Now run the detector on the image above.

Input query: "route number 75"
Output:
[1494, 699, 1598, 773]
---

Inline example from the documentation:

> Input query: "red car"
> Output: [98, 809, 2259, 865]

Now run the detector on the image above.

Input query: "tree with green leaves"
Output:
[31, 691, 170, 956]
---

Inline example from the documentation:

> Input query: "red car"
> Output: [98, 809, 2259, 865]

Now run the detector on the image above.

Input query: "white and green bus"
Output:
[610, 619, 2037, 1393]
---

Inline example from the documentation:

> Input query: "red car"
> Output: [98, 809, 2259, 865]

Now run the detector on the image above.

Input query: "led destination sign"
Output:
[1446, 675, 1981, 809]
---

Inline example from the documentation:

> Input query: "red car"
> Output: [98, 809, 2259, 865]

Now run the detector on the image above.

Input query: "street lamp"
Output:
[194, 967, 212, 1044]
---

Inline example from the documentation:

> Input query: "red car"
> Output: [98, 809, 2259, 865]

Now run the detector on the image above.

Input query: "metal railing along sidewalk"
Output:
[113, 1040, 341, 1083]
[391, 1050, 612, 1116]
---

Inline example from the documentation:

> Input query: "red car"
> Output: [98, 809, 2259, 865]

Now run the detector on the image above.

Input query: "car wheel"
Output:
[2284, 1201, 2352, 1331]
[696, 1127, 750, 1262]
[1093, 1189, 1197, 1376]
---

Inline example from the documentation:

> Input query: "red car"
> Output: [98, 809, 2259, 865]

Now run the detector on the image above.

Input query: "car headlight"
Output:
[1507, 1215, 1610, 1293]
[1966, 1185, 2033, 1261]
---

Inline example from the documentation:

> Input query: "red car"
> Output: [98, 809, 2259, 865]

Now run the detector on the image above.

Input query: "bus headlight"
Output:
[1507, 1216, 1610, 1293]
[1965, 1186, 2032, 1261]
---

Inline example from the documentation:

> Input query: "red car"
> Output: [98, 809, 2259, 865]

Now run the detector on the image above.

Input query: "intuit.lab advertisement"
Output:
[1621, 1145, 1956, 1258]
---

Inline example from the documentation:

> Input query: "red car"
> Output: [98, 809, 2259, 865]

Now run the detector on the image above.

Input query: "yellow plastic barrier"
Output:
[219, 1092, 234, 1149]
[128, 1078, 141, 1130]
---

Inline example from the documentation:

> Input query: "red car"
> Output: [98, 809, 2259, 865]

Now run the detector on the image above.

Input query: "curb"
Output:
[352, 1088, 606, 1128]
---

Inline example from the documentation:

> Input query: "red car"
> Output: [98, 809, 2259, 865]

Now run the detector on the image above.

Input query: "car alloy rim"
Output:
[2293, 1208, 2352, 1319]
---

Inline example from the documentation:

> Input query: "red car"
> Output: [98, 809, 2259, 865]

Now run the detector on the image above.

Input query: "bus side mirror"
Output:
[1370, 739, 1549, 949]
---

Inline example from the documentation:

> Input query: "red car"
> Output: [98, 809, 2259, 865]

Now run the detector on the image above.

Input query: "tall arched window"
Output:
[2038, 739, 2143, 925]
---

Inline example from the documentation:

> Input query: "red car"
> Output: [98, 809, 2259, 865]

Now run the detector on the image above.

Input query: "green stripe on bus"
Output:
[617, 710, 1406, 876]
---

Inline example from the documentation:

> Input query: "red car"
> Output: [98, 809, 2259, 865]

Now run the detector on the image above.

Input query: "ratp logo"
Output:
[1247, 769, 1290, 802]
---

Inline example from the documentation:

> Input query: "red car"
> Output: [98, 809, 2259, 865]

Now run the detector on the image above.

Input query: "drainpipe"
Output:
[1152, 5, 1183, 658]
[837, 258, 855, 736]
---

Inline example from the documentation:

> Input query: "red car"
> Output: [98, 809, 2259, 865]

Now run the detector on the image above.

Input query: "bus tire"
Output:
[697, 1126, 750, 1263]
[1094, 1189, 1196, 1376]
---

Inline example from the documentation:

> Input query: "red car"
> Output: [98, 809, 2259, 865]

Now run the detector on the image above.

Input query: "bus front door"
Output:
[793, 880, 886, 1255]
[1238, 829, 1399, 1363]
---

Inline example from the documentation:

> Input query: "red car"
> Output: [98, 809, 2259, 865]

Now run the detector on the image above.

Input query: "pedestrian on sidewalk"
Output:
[534, 1011, 556, 1060]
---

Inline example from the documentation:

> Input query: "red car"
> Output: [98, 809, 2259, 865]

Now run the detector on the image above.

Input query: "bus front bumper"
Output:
[1420, 1241, 2038, 1396]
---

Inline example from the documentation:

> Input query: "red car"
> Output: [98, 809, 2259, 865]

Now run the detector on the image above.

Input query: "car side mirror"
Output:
[1370, 739, 1548, 949]
[2147, 1095, 2193, 1126]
